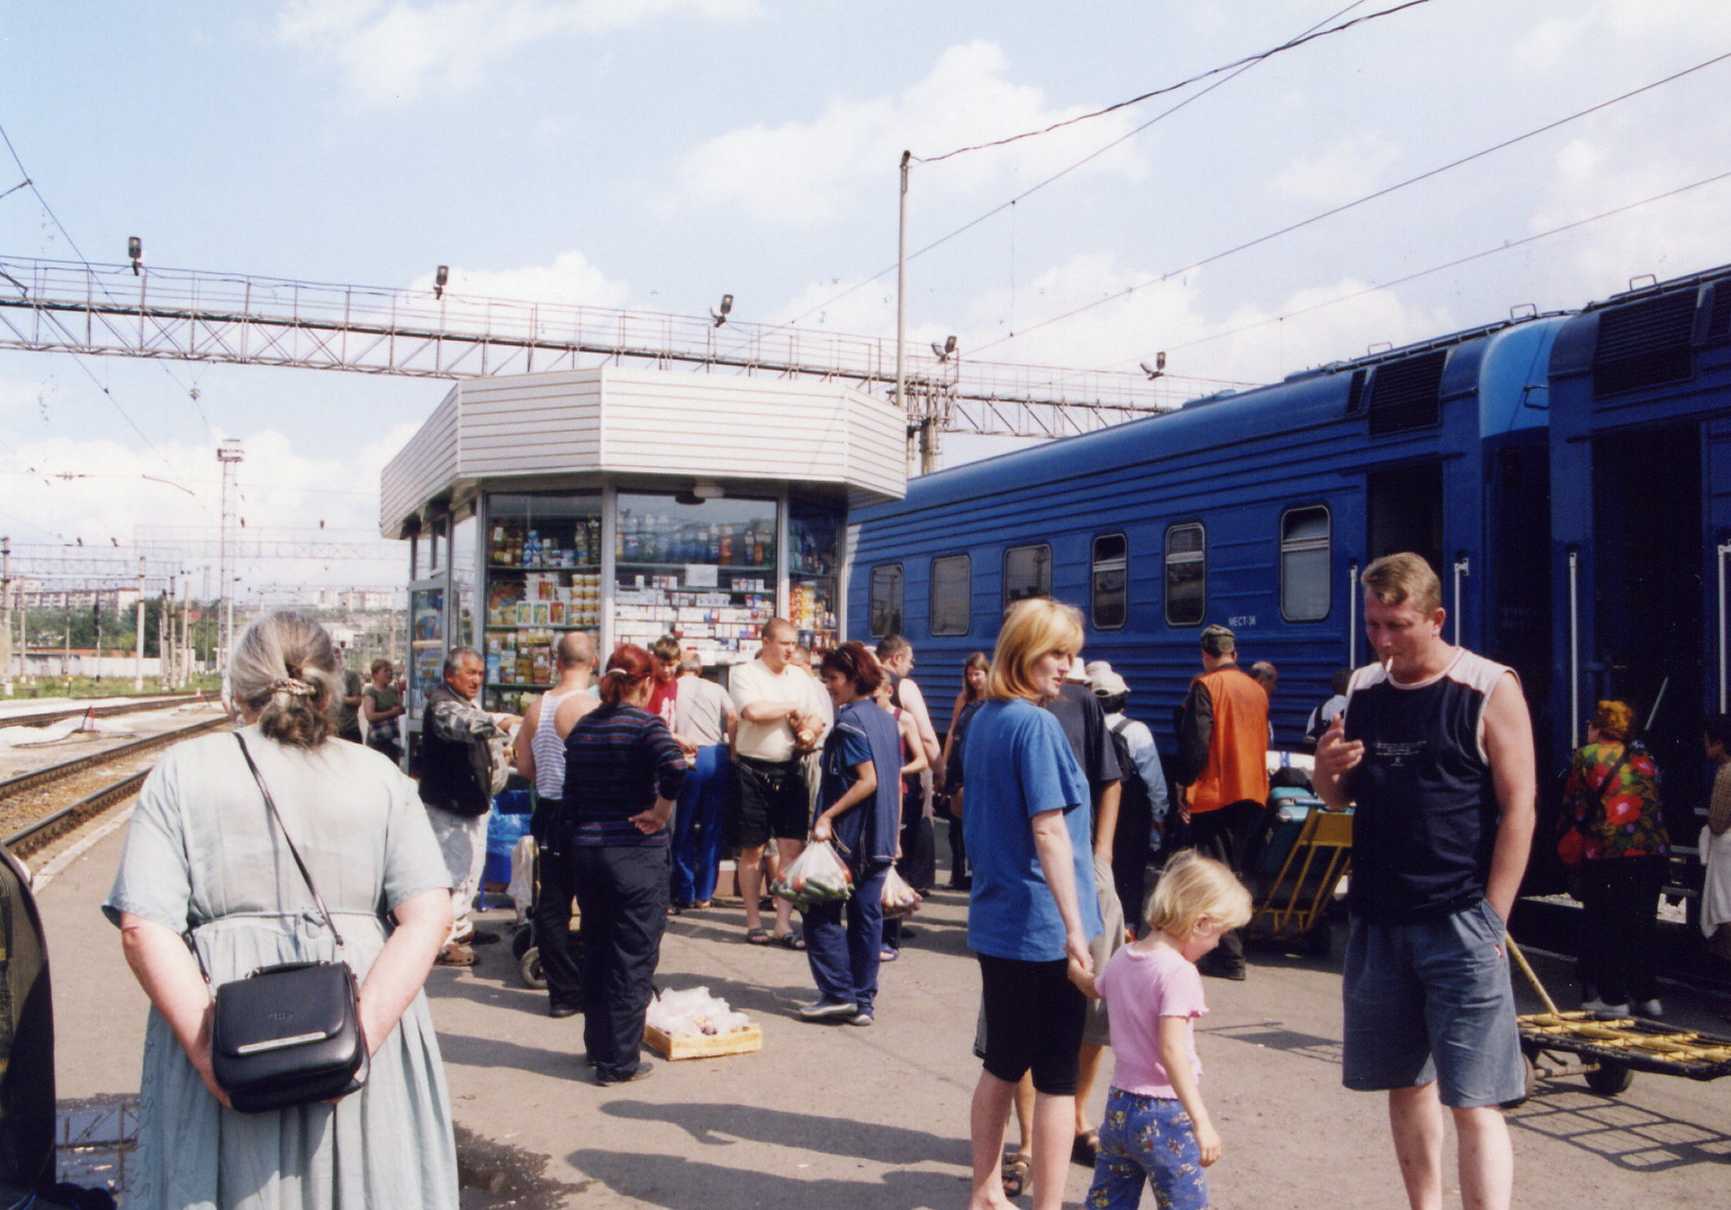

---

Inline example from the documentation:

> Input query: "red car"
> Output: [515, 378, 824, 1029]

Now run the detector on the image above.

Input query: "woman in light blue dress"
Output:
[105, 611, 459, 1209]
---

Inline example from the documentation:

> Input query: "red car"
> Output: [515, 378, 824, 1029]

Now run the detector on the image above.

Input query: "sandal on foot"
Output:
[777, 930, 806, 951]
[1071, 1129, 1100, 1167]
[745, 927, 772, 945]
[1002, 1151, 1031, 1198]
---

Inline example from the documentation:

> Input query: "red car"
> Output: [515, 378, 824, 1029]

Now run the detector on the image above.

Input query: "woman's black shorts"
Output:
[977, 953, 1087, 1095]
[731, 755, 810, 848]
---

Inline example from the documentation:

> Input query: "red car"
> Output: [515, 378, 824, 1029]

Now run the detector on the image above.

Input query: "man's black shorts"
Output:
[731, 755, 809, 847]
[977, 953, 1087, 1095]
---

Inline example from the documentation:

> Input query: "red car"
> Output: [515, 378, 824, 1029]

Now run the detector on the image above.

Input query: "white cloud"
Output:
[1274, 134, 1403, 206]
[674, 40, 1149, 228]
[407, 249, 631, 308]
[276, 0, 761, 104]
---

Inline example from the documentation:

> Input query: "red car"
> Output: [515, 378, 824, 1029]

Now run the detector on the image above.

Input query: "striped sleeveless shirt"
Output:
[533, 688, 581, 800]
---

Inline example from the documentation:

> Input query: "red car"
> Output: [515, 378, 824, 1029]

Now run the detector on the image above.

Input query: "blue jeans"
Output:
[1086, 1088, 1210, 1210]
[671, 746, 732, 905]
[802, 861, 890, 1014]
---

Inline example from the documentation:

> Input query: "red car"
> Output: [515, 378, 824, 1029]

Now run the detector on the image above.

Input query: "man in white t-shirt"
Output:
[728, 618, 828, 945]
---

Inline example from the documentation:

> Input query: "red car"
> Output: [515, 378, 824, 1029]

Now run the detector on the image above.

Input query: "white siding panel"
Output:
[456, 370, 603, 480]
[844, 385, 908, 501]
[380, 386, 459, 535]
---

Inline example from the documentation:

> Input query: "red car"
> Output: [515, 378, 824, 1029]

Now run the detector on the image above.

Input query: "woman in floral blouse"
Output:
[1560, 699, 1670, 1016]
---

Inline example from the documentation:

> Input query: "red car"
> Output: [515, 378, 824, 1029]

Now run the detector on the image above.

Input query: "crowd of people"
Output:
[101, 548, 1731, 1210]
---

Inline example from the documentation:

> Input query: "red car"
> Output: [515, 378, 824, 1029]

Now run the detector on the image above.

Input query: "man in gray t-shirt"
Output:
[671, 657, 739, 909]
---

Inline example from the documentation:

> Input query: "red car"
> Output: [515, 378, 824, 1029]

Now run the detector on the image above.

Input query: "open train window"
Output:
[931, 554, 972, 636]
[1003, 544, 1052, 610]
[1092, 534, 1128, 629]
[1280, 506, 1331, 622]
[869, 564, 903, 637]
[1165, 523, 1206, 626]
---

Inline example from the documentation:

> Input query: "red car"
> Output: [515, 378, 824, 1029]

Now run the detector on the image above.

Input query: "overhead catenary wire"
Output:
[1153, 166, 1731, 359]
[970, 47, 1731, 357]
[0, 119, 214, 446]
[914, 0, 1427, 164]
[787, 0, 1381, 328]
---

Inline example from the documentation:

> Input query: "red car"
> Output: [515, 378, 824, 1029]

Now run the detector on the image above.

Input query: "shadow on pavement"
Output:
[600, 1098, 971, 1167]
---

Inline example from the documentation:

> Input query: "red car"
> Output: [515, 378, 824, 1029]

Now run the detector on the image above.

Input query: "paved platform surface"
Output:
[36, 820, 1731, 1208]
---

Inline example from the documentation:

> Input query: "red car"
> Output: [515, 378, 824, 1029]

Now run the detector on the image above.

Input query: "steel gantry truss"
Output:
[0, 255, 1192, 439]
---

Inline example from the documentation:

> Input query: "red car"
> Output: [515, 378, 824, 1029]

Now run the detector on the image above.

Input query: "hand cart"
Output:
[1507, 936, 1731, 1100]
[1247, 796, 1352, 956]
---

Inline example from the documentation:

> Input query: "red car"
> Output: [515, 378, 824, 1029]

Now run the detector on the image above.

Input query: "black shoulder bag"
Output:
[205, 734, 367, 1113]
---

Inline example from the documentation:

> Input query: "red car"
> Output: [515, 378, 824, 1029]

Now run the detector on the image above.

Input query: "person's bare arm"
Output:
[360, 888, 450, 1055]
[740, 700, 798, 724]
[1030, 808, 1091, 977]
[812, 761, 878, 844]
[554, 692, 599, 740]
[118, 914, 230, 1108]
[1158, 1015, 1221, 1166]
[1481, 672, 1537, 926]
[1092, 780, 1121, 862]
[898, 679, 942, 764]
[513, 698, 542, 783]
[1312, 715, 1363, 809]
[898, 714, 929, 776]
[723, 703, 739, 744]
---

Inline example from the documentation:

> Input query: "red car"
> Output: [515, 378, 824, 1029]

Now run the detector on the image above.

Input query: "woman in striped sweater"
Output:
[561, 644, 689, 1085]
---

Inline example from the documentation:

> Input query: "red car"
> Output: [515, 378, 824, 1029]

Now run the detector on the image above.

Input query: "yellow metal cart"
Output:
[1248, 802, 1352, 955]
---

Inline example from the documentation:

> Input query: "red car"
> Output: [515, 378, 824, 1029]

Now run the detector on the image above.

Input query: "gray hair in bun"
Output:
[229, 611, 342, 748]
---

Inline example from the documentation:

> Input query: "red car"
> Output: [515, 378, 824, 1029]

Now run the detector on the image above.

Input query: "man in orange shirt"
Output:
[1177, 624, 1269, 979]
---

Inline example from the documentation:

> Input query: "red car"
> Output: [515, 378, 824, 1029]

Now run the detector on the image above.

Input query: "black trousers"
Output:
[531, 805, 584, 1010]
[569, 844, 669, 1077]
[1577, 856, 1665, 1004]
[1185, 799, 1266, 968]
[1111, 792, 1154, 930]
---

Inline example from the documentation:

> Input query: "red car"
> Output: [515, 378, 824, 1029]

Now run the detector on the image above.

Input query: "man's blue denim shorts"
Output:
[1342, 899, 1525, 1108]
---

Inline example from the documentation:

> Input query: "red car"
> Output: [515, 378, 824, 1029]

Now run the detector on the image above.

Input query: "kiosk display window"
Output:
[408, 582, 446, 722]
[614, 491, 776, 664]
[483, 492, 602, 712]
[789, 497, 841, 653]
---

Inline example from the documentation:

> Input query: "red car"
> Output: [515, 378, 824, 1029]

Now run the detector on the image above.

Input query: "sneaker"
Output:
[1582, 997, 1630, 1015]
[796, 999, 859, 1022]
[848, 1011, 875, 1027]
[595, 1061, 653, 1085]
[1633, 998, 1664, 1018]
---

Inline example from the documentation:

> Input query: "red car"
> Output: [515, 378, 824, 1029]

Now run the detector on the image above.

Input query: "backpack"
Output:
[1108, 719, 1154, 842]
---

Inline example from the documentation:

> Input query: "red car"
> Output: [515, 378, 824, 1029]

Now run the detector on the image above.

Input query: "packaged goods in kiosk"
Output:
[770, 841, 854, 910]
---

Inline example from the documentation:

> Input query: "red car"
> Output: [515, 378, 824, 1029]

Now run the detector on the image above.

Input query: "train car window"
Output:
[930, 555, 972, 635]
[1164, 523, 1206, 626]
[1280, 506, 1331, 622]
[869, 564, 903, 637]
[1092, 534, 1128, 629]
[1003, 544, 1052, 610]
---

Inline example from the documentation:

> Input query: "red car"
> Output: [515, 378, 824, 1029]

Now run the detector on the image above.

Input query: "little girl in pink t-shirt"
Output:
[1074, 852, 1252, 1210]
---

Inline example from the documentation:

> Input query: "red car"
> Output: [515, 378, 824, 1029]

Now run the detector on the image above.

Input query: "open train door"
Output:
[0, 845, 55, 1194]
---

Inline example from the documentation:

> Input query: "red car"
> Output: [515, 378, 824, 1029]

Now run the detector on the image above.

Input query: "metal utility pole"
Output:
[217, 439, 245, 671]
[18, 579, 27, 685]
[134, 556, 146, 691]
[896, 150, 911, 477]
[1, 536, 11, 695]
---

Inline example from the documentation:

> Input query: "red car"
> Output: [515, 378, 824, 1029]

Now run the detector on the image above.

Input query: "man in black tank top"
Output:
[1315, 553, 1536, 1210]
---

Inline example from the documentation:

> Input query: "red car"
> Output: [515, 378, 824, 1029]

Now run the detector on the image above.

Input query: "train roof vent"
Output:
[1365, 351, 1445, 435]
[1706, 283, 1731, 345]
[1344, 368, 1368, 416]
[1592, 289, 1695, 397]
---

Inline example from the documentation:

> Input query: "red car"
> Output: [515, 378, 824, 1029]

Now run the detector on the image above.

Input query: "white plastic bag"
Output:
[881, 867, 922, 919]
[771, 840, 855, 910]
[647, 986, 753, 1038]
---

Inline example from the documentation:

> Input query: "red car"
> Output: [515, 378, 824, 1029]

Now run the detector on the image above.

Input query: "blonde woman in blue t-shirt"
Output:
[962, 597, 1101, 1210]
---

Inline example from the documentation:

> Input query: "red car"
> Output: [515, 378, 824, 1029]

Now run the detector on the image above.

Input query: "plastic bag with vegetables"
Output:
[881, 867, 923, 919]
[771, 840, 854, 911]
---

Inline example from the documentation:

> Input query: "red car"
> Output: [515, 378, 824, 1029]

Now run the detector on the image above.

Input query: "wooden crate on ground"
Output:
[644, 1023, 763, 1061]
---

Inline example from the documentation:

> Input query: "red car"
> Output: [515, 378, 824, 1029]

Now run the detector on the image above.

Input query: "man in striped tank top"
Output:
[1315, 553, 1536, 1210]
[513, 631, 598, 1018]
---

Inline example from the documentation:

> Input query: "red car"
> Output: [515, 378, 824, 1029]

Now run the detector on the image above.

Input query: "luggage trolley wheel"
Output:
[1584, 1059, 1633, 1097]
[519, 946, 547, 990]
[511, 923, 534, 961]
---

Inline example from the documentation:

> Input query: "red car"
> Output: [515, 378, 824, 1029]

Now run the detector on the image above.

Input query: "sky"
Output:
[3, 0, 1730, 596]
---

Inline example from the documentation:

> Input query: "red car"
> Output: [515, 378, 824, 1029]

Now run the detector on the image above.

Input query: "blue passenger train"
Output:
[844, 262, 1731, 900]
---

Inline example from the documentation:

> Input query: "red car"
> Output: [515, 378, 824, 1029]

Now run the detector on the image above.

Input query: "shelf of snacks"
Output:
[789, 500, 841, 653]
[482, 492, 603, 712]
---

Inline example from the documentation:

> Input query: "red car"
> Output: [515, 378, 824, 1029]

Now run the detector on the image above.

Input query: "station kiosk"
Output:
[379, 368, 906, 760]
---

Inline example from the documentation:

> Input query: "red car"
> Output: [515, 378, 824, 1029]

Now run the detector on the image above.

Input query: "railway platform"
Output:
[27, 805, 1731, 1209]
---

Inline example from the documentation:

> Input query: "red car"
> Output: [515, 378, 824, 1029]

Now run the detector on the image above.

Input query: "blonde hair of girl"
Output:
[1146, 851, 1253, 940]
[987, 597, 1084, 702]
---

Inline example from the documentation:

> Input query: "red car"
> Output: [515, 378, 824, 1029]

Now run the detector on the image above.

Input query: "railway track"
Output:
[0, 715, 230, 860]
[2, 693, 206, 729]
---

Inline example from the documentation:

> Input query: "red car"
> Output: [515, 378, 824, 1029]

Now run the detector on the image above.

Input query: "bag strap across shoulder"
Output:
[235, 732, 346, 950]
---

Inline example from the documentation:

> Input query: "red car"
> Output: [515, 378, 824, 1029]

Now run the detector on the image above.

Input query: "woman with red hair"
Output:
[559, 644, 689, 1083]
[1559, 699, 1670, 1016]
